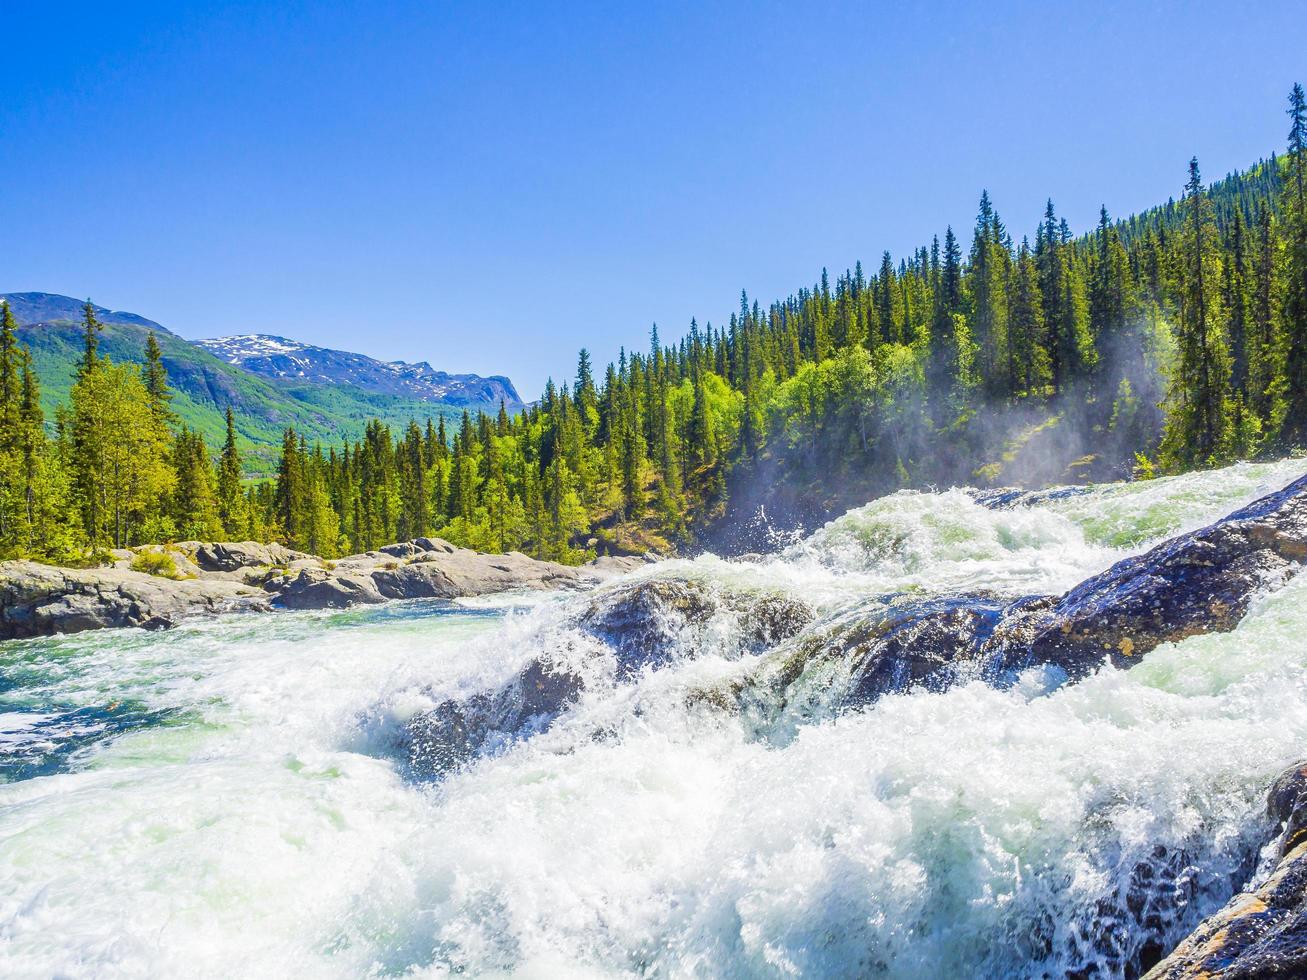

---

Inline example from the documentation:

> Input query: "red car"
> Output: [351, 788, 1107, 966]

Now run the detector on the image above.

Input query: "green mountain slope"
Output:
[5, 295, 481, 473]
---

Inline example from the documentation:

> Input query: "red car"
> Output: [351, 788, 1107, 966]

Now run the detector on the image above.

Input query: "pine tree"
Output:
[1009, 238, 1050, 395]
[273, 427, 304, 545]
[1160, 158, 1233, 468]
[968, 193, 1010, 399]
[1280, 82, 1307, 446]
[0, 302, 25, 553]
[217, 407, 246, 537]
[67, 360, 175, 547]
[171, 427, 223, 540]
[927, 226, 968, 421]
[74, 300, 104, 380]
[142, 332, 174, 426]
[1248, 203, 1281, 423]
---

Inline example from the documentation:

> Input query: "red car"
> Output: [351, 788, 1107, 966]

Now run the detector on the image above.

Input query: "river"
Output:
[2, 458, 1306, 977]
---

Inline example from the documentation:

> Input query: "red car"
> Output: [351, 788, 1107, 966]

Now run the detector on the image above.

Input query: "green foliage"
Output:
[130, 550, 181, 579]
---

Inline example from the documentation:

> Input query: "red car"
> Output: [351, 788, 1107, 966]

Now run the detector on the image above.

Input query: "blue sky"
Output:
[2, 1, 1301, 398]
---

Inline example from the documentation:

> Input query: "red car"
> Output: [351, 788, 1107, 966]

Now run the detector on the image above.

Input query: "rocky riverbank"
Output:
[0, 538, 647, 639]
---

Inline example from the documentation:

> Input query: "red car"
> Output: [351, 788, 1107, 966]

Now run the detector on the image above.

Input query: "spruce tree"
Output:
[1280, 83, 1307, 446]
[78, 300, 103, 379]
[142, 332, 175, 427]
[217, 407, 245, 537]
[1160, 158, 1233, 467]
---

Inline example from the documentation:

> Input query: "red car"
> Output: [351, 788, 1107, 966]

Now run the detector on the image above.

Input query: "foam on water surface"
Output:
[1, 458, 1305, 978]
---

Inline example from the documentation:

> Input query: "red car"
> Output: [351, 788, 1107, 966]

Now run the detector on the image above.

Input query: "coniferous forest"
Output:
[4, 85, 1307, 565]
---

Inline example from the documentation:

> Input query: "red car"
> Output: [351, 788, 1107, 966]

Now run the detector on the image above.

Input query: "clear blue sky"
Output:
[3, 1, 1300, 398]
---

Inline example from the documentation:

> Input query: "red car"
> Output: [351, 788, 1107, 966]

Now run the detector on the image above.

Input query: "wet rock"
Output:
[403, 658, 584, 777]
[401, 578, 813, 777]
[731, 595, 1008, 721]
[841, 597, 1008, 704]
[1269, 763, 1307, 859]
[740, 593, 816, 650]
[576, 578, 814, 674]
[1144, 762, 1307, 978]
[578, 579, 718, 671]
[724, 473, 1307, 720]
[1005, 472, 1307, 676]
[971, 485, 1092, 509]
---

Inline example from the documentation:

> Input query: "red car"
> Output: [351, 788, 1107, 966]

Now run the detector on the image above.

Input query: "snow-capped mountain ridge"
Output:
[196, 333, 522, 408]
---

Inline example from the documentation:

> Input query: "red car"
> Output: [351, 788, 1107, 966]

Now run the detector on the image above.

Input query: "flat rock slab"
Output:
[0, 561, 265, 639]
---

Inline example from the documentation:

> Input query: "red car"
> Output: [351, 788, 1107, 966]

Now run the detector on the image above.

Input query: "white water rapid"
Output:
[2, 459, 1307, 978]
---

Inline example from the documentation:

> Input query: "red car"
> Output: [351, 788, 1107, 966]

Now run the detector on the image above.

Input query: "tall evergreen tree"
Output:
[1160, 158, 1232, 467]
[217, 407, 246, 536]
[1280, 82, 1307, 445]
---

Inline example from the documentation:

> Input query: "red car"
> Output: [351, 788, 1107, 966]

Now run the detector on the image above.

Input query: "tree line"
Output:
[2, 84, 1306, 564]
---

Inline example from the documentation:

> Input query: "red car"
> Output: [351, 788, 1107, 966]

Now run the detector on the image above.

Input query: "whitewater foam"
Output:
[1, 458, 1305, 977]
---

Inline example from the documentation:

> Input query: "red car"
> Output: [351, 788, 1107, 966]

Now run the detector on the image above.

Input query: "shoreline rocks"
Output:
[0, 538, 647, 640]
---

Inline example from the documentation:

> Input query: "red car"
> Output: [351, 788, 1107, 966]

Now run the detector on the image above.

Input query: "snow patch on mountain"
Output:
[195, 334, 522, 408]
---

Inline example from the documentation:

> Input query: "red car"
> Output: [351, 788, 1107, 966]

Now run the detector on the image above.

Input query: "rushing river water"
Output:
[3, 459, 1307, 978]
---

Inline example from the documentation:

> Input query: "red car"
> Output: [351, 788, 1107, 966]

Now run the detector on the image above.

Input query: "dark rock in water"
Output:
[404, 658, 584, 777]
[1003, 472, 1307, 676]
[1269, 763, 1307, 859]
[400, 578, 814, 777]
[843, 597, 1007, 704]
[772, 596, 1005, 707]
[577, 578, 814, 675]
[1145, 761, 1307, 979]
[728, 595, 1011, 725]
[971, 485, 1093, 510]
[578, 579, 718, 674]
[733, 472, 1307, 719]
[740, 593, 817, 651]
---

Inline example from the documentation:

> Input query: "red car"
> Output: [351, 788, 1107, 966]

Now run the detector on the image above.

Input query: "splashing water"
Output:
[1, 458, 1305, 978]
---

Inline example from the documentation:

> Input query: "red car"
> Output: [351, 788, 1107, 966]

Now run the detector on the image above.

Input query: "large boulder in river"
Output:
[728, 472, 1307, 716]
[1000, 471, 1307, 675]
[576, 577, 814, 673]
[398, 577, 813, 777]
[403, 657, 585, 777]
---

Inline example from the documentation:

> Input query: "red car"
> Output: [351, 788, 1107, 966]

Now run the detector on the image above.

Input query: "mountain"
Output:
[1, 293, 519, 470]
[196, 334, 521, 408]
[3, 293, 172, 334]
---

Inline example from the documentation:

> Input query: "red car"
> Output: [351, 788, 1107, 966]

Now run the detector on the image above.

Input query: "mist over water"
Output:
[2, 459, 1306, 978]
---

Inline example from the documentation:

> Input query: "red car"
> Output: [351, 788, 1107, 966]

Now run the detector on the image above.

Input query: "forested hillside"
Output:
[3, 85, 1306, 564]
[3, 294, 504, 471]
